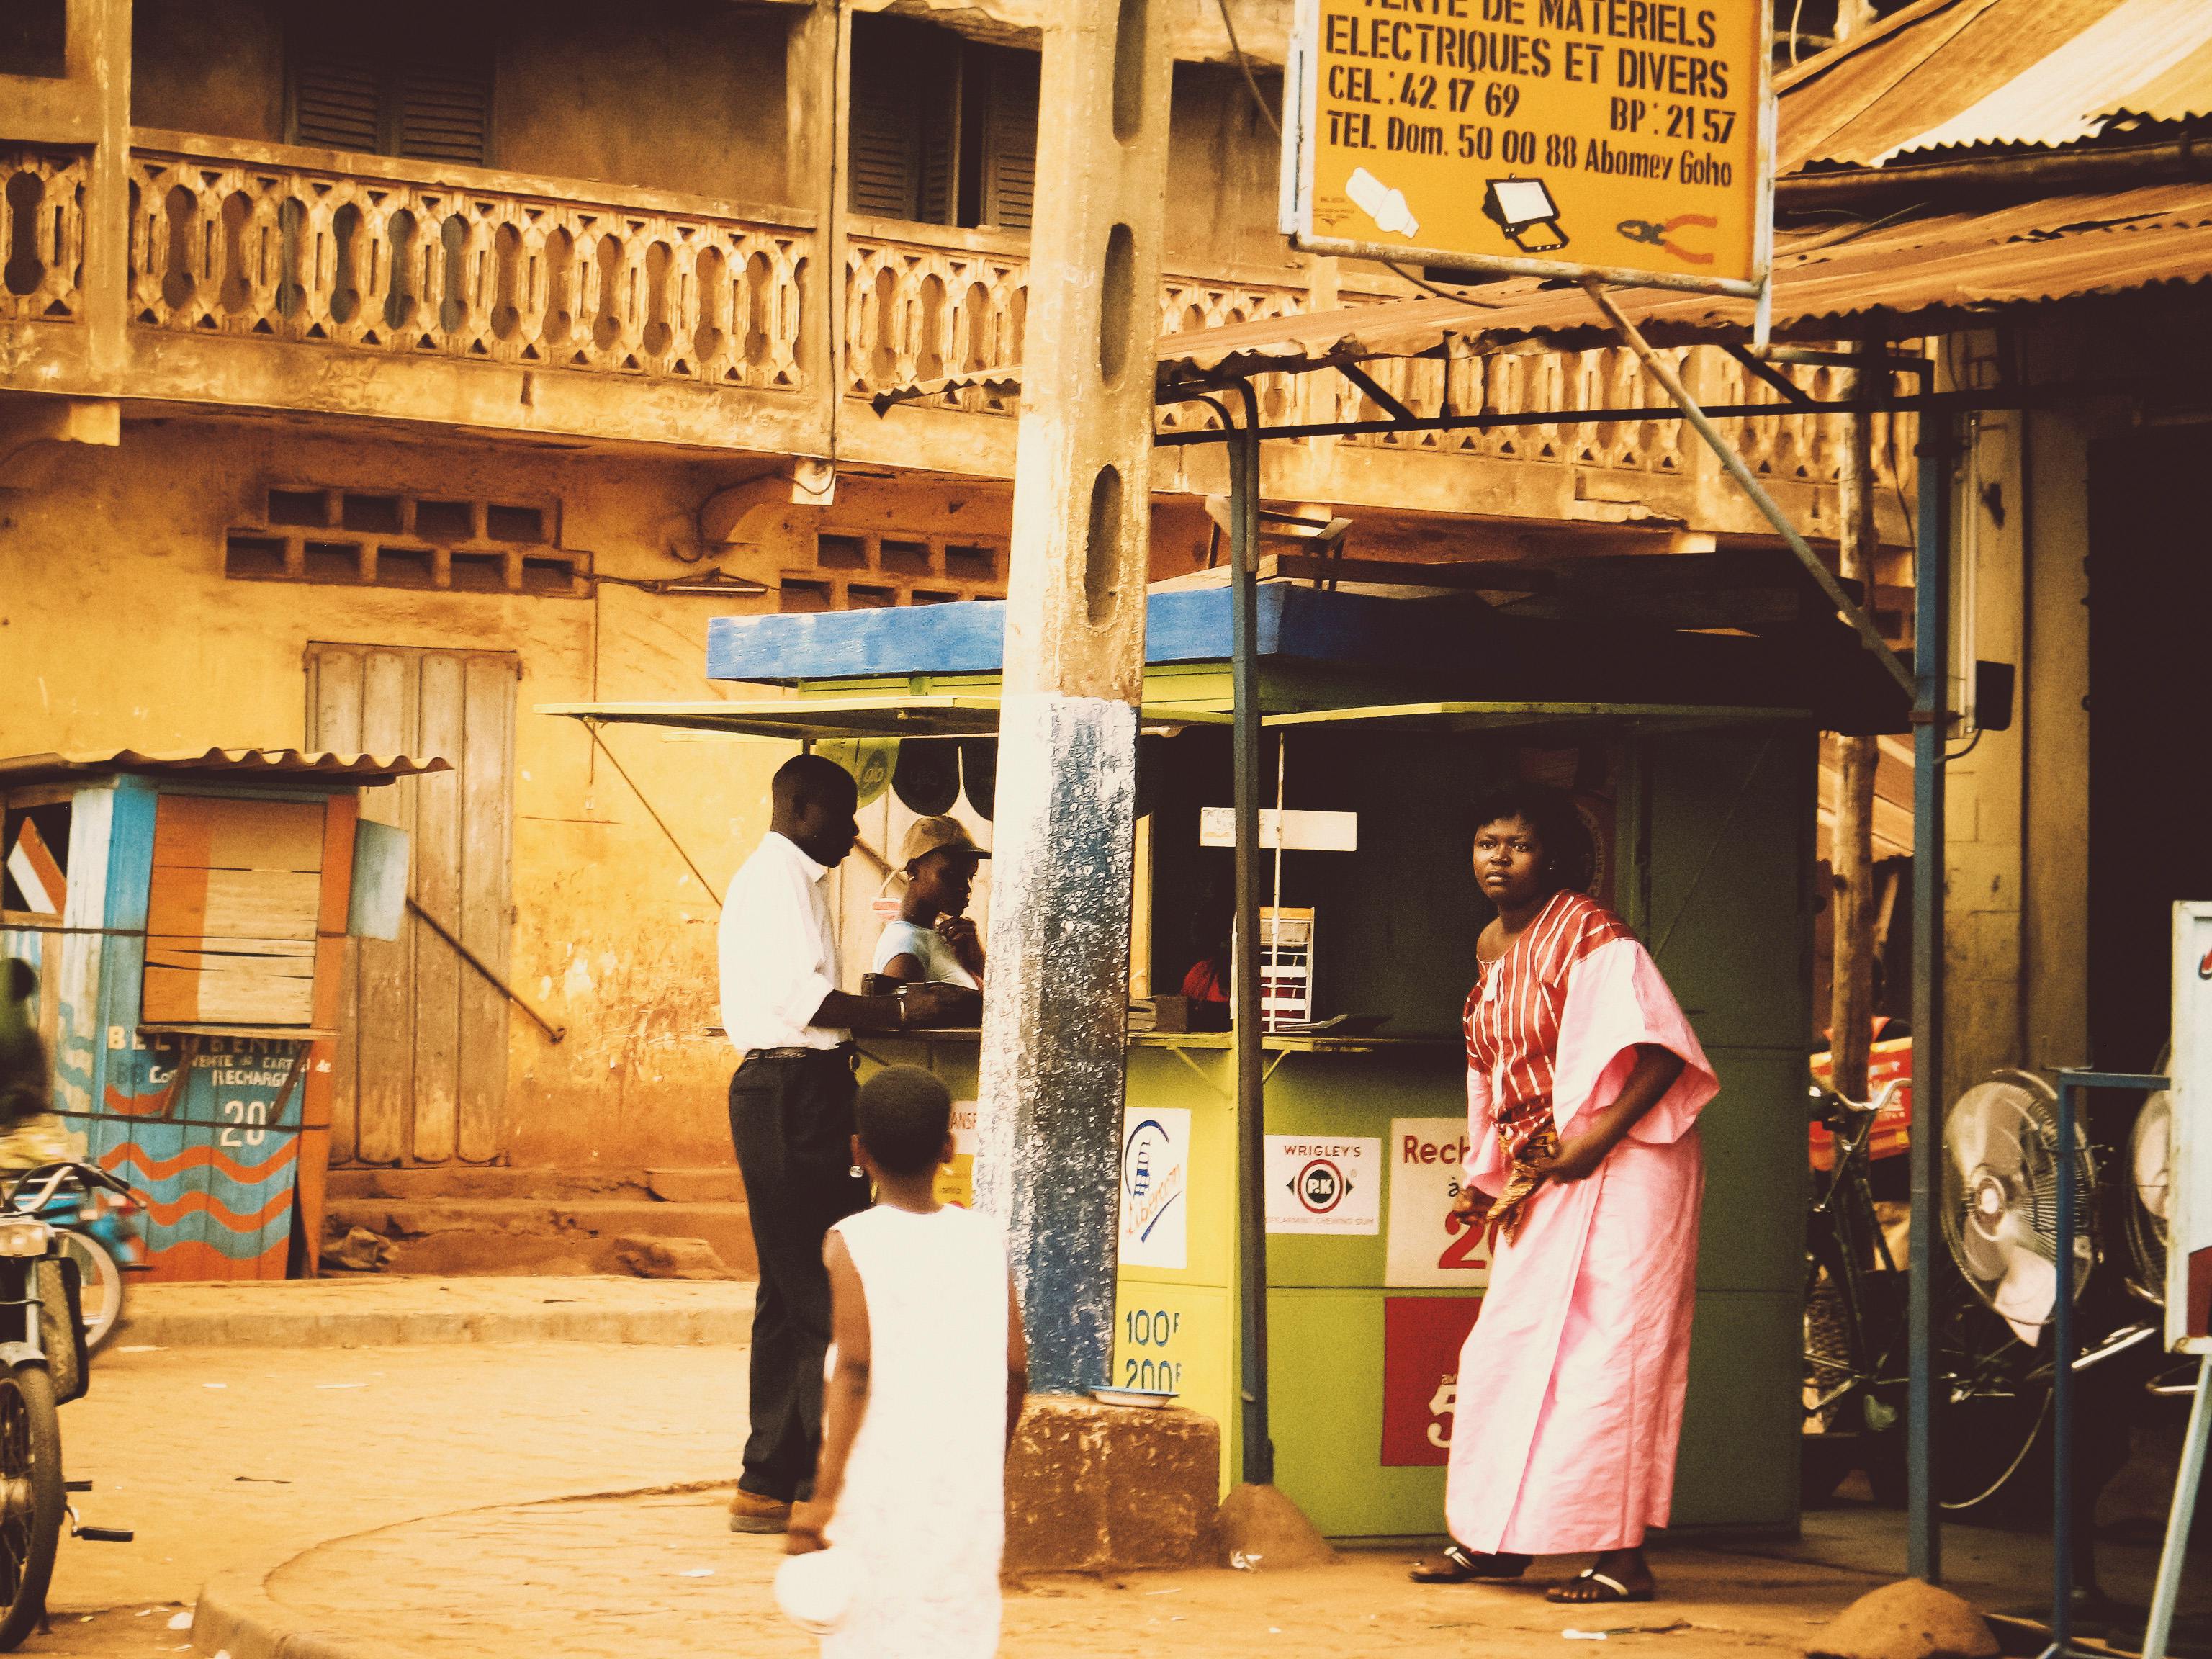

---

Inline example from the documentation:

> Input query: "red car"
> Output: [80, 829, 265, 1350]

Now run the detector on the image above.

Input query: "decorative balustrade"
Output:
[1, 146, 86, 324]
[845, 226, 1309, 420]
[126, 140, 809, 391]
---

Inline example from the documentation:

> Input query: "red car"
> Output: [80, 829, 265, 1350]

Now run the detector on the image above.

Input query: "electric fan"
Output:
[1941, 1069, 2095, 1346]
[2124, 1087, 2172, 1305]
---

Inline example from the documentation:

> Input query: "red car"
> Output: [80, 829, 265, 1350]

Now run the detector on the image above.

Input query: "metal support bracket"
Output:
[1335, 361, 1417, 424]
[1722, 343, 1813, 406]
[1581, 279, 1915, 699]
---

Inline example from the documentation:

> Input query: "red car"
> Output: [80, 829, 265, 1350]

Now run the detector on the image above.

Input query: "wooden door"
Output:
[305, 644, 518, 1165]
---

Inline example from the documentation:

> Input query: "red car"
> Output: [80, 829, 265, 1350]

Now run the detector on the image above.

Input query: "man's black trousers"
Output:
[729, 1048, 870, 1501]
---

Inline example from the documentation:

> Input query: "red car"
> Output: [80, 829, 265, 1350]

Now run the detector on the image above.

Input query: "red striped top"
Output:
[1462, 889, 1636, 1156]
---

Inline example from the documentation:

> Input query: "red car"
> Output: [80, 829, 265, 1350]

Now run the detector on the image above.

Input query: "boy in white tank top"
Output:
[785, 1067, 1029, 1658]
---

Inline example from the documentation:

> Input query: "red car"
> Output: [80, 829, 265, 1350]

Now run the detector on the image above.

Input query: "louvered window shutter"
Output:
[288, 15, 490, 166]
[980, 48, 1038, 232]
[849, 34, 922, 218]
[292, 48, 383, 153]
[395, 62, 492, 164]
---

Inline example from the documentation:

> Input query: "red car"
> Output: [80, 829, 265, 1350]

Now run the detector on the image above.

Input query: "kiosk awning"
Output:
[1264, 701, 1814, 733]
[537, 694, 1230, 739]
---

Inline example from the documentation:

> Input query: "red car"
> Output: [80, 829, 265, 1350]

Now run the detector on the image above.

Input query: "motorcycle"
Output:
[0, 1163, 132, 1650]
[4, 1164, 145, 1352]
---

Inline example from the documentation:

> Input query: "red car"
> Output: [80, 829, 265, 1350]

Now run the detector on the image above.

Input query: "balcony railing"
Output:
[840, 221, 1905, 491]
[123, 133, 811, 392]
[1, 145, 86, 323]
[2, 135, 1905, 495]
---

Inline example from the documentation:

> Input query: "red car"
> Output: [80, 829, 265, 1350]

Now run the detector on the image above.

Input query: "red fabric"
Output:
[1181, 958, 1228, 1004]
[1462, 891, 1635, 1164]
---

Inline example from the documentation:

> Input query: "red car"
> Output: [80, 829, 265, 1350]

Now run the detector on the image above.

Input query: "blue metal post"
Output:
[2045, 1069, 2167, 1659]
[1908, 407, 1955, 1583]
[1228, 387, 1274, 1486]
[2144, 1355, 2211, 1659]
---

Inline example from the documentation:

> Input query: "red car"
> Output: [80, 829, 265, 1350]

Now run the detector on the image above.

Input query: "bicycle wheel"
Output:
[58, 1231, 123, 1353]
[1936, 1296, 2051, 1516]
[0, 1365, 63, 1650]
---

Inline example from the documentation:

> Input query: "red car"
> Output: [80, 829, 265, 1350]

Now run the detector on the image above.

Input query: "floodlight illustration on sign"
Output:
[1482, 176, 1568, 253]
[1279, 0, 1774, 295]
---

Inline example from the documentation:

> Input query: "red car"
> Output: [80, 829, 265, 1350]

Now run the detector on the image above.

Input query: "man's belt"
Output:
[742, 1044, 854, 1063]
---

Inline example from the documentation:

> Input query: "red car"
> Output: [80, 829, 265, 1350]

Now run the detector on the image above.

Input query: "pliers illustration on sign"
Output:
[1617, 214, 1717, 264]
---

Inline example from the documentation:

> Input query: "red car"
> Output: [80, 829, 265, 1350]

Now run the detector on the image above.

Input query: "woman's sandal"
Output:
[1546, 1569, 1655, 1604]
[1409, 1544, 1530, 1583]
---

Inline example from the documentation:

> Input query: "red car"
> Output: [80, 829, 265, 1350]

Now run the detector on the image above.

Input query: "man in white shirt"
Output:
[722, 754, 963, 1534]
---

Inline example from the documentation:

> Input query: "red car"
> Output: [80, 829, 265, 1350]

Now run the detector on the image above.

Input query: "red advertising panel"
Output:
[1381, 1295, 1483, 1467]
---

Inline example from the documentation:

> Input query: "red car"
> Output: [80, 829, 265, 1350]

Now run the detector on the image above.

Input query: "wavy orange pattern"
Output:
[99, 1137, 299, 1186]
[138, 1185, 294, 1232]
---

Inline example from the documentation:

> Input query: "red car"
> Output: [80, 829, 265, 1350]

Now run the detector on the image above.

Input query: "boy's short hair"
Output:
[855, 1066, 954, 1176]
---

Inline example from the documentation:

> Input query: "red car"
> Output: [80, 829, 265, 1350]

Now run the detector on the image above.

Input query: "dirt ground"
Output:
[13, 1339, 2207, 1659]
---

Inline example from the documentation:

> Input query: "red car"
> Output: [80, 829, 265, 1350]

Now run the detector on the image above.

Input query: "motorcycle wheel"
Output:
[0, 1365, 63, 1650]
[58, 1232, 124, 1353]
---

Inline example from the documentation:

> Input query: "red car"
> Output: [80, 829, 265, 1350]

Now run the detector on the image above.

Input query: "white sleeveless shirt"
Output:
[824, 1203, 1010, 1658]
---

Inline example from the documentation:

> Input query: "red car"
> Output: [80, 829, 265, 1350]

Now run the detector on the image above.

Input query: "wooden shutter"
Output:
[849, 64, 922, 219]
[395, 61, 491, 165]
[292, 46, 383, 153]
[143, 796, 328, 1028]
[979, 48, 1038, 231]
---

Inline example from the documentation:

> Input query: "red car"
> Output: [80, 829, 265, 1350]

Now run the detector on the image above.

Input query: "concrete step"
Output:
[324, 1195, 757, 1279]
[325, 1166, 747, 1203]
[112, 1274, 756, 1348]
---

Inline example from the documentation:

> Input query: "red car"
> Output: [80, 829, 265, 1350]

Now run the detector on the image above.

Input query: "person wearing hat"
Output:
[871, 817, 988, 1019]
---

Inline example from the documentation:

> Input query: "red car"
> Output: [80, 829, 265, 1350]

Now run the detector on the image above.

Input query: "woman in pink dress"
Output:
[1411, 786, 1717, 1604]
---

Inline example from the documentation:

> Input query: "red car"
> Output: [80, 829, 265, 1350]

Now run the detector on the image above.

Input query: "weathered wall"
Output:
[1162, 64, 1291, 273]
[496, 0, 791, 202]
[1939, 335, 2028, 1107]
[125, 0, 792, 205]
[0, 418, 819, 1172]
[130, 0, 284, 141]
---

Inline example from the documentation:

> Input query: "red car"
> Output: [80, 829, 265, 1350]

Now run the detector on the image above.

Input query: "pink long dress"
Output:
[1444, 889, 1719, 1557]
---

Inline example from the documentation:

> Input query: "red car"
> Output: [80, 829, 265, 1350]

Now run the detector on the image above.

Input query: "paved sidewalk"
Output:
[111, 1276, 755, 1348]
[195, 1485, 1892, 1659]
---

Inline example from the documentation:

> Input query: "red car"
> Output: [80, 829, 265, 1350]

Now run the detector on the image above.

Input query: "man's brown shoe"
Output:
[728, 1488, 792, 1534]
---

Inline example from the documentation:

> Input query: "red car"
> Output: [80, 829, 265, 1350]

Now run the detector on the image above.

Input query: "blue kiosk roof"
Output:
[705, 586, 1427, 685]
[704, 584, 1910, 733]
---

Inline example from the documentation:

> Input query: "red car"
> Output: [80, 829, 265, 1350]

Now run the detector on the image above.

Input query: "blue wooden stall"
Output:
[0, 751, 434, 1280]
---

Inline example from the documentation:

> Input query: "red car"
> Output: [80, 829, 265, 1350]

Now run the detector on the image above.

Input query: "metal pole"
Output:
[1907, 395, 1954, 1584]
[2049, 1075, 2081, 1658]
[1581, 280, 1913, 699]
[2144, 1355, 2212, 1659]
[2044, 1071, 2165, 1659]
[1228, 385, 1274, 1486]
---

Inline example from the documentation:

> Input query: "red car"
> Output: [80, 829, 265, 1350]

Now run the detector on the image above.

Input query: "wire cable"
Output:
[1214, 0, 1280, 138]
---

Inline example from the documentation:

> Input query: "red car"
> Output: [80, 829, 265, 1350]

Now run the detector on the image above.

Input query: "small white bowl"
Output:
[775, 1546, 856, 1635]
[1090, 1386, 1177, 1409]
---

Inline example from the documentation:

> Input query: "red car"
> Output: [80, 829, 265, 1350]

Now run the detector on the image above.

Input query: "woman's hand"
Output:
[1545, 1130, 1614, 1184]
[1448, 1182, 1492, 1223]
[785, 1501, 833, 1555]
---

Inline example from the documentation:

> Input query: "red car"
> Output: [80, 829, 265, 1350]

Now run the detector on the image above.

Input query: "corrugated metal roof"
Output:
[1779, 0, 2212, 171]
[0, 749, 449, 786]
[869, 179, 2212, 396]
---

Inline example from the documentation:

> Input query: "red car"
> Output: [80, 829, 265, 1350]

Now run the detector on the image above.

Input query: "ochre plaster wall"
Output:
[1162, 65, 1293, 274]
[495, 0, 791, 202]
[0, 421, 811, 1172]
[131, 0, 284, 141]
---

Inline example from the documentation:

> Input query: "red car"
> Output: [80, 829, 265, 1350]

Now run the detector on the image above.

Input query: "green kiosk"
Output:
[551, 567, 1905, 1538]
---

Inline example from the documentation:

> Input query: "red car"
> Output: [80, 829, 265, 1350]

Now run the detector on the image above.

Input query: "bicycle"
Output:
[1802, 1076, 2071, 1514]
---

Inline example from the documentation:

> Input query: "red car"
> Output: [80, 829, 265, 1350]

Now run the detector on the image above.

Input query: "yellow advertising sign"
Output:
[1282, 0, 1772, 294]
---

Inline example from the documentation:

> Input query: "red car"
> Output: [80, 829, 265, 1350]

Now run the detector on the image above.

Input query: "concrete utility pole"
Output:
[1830, 347, 1880, 1100]
[973, 0, 1174, 1393]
